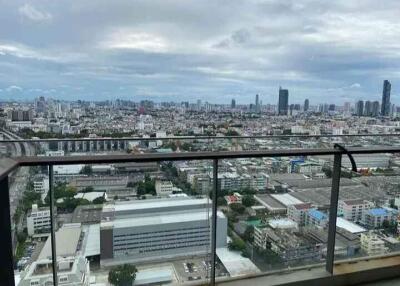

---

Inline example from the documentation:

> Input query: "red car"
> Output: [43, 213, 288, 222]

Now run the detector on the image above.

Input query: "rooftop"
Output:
[102, 210, 225, 229]
[368, 208, 389, 216]
[38, 224, 81, 260]
[308, 209, 328, 221]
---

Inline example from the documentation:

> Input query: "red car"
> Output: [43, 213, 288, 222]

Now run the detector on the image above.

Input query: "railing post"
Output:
[0, 175, 15, 286]
[49, 165, 58, 286]
[326, 151, 342, 274]
[210, 158, 218, 286]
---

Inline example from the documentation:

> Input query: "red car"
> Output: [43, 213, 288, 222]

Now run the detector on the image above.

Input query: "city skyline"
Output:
[0, 1, 400, 103]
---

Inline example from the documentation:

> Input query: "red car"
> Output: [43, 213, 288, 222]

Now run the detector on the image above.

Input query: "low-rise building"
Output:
[360, 232, 388, 256]
[338, 199, 373, 223]
[363, 208, 398, 229]
[19, 256, 90, 286]
[306, 209, 328, 228]
[254, 226, 323, 264]
[27, 204, 51, 236]
[225, 193, 243, 205]
[287, 203, 313, 227]
[155, 180, 182, 195]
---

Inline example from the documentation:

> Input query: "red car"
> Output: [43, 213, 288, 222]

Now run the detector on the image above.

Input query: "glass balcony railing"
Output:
[2, 135, 400, 286]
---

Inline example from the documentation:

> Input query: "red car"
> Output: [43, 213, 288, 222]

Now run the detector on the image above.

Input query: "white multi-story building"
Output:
[19, 256, 90, 286]
[20, 224, 91, 285]
[338, 199, 374, 223]
[363, 208, 398, 229]
[360, 232, 388, 256]
[155, 180, 182, 195]
[27, 204, 51, 236]
[293, 162, 323, 175]
[100, 198, 227, 265]
[287, 203, 312, 227]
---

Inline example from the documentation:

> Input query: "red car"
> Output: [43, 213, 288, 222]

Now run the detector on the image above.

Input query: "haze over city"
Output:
[1, 1, 400, 103]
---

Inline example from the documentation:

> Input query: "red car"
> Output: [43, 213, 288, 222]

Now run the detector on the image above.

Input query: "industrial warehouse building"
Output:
[100, 197, 227, 265]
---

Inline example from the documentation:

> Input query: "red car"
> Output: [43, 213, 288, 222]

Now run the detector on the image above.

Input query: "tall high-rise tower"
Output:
[304, 99, 309, 112]
[278, 87, 289, 115]
[356, 100, 364, 116]
[231, 99, 236, 109]
[255, 94, 260, 113]
[381, 80, 391, 116]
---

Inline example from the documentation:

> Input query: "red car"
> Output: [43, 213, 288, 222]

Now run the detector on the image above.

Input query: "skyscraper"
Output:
[255, 94, 260, 113]
[278, 87, 289, 115]
[356, 100, 364, 116]
[364, 101, 372, 117]
[381, 80, 391, 116]
[304, 99, 309, 112]
[372, 101, 380, 117]
[231, 99, 236, 109]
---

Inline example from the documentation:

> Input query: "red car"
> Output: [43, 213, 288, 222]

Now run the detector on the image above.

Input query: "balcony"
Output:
[2, 135, 400, 285]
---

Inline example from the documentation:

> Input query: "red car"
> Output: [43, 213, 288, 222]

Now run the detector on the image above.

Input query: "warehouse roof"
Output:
[103, 210, 224, 229]
[271, 193, 303, 206]
[336, 217, 367, 234]
[107, 197, 210, 214]
[39, 224, 81, 260]
[216, 247, 260, 277]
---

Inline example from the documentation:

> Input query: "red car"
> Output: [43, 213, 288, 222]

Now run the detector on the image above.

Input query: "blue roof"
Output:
[308, 209, 327, 221]
[368, 208, 388, 216]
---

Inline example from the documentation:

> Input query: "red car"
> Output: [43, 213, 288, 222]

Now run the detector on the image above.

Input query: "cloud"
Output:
[100, 29, 169, 53]
[0, 1, 399, 103]
[349, 83, 361, 89]
[5, 85, 23, 92]
[18, 4, 52, 22]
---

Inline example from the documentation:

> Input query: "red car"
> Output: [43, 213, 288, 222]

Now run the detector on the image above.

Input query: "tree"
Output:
[93, 197, 106, 204]
[217, 197, 227, 206]
[242, 226, 254, 243]
[80, 165, 93, 175]
[136, 175, 156, 196]
[242, 195, 256, 207]
[230, 203, 245, 214]
[108, 264, 137, 286]
[81, 186, 95, 193]
[228, 237, 246, 251]
[240, 188, 256, 195]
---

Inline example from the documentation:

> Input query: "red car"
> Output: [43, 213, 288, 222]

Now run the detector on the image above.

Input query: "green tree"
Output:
[242, 195, 256, 207]
[108, 264, 137, 286]
[93, 197, 106, 204]
[81, 186, 95, 193]
[230, 203, 245, 214]
[242, 226, 254, 243]
[228, 237, 246, 251]
[217, 197, 227, 206]
[80, 165, 93, 175]
[136, 175, 156, 196]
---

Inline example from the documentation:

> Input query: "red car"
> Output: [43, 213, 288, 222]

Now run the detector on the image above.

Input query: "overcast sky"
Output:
[0, 0, 399, 104]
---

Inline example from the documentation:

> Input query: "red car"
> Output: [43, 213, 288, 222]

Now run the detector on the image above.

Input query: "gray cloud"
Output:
[0, 0, 399, 103]
[18, 3, 52, 22]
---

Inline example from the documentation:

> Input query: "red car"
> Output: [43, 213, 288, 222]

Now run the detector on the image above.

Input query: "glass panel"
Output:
[215, 155, 330, 281]
[51, 160, 213, 285]
[14, 166, 55, 286]
[334, 150, 400, 273]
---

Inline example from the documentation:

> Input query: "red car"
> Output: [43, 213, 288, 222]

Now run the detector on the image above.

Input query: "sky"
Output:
[0, 0, 400, 104]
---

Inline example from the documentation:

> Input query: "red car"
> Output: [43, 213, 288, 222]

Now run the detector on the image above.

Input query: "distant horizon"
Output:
[1, 1, 400, 104]
[0, 95, 390, 107]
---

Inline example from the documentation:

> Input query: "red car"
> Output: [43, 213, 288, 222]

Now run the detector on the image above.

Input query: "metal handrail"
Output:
[3, 144, 400, 286]
[10, 146, 400, 168]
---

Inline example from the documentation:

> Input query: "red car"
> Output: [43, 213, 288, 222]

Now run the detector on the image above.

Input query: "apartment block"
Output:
[27, 204, 51, 236]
